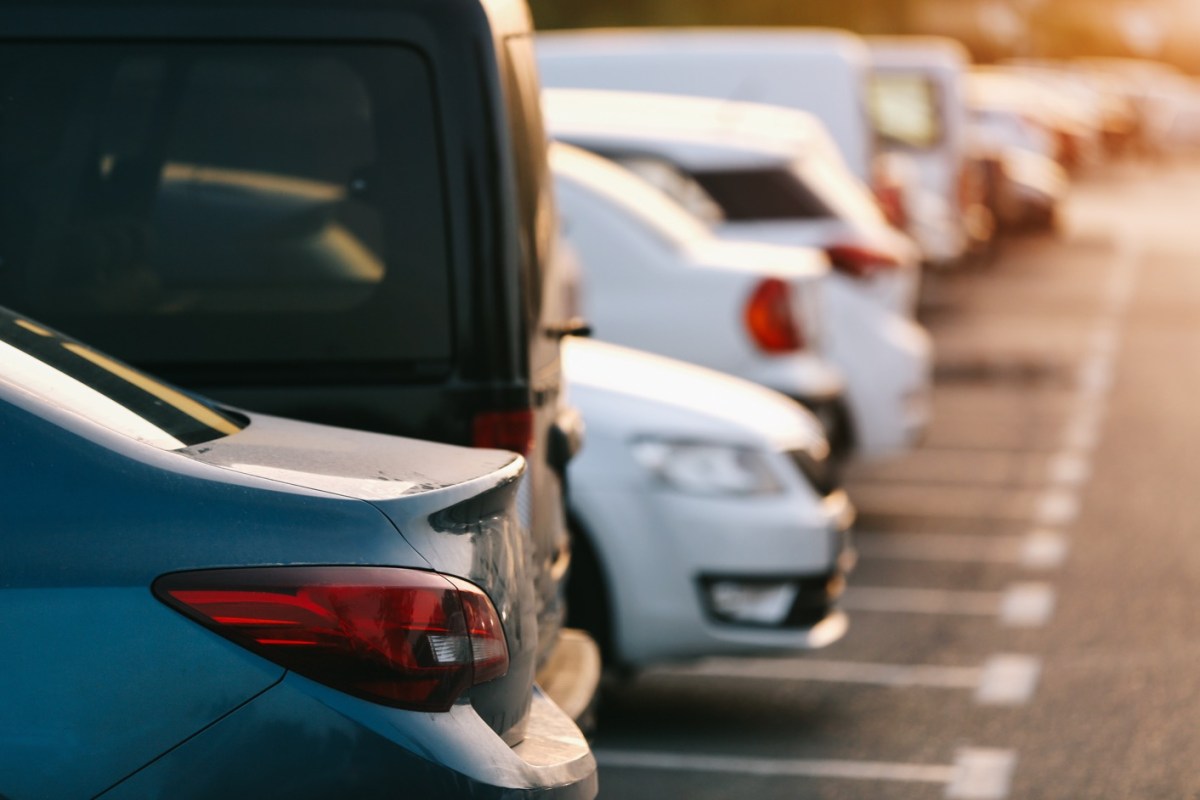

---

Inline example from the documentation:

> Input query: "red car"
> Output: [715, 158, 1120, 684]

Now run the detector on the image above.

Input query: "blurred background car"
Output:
[550, 142, 853, 456]
[550, 129, 932, 460]
[0, 307, 597, 799]
[867, 35, 975, 267]
[563, 338, 854, 670]
[542, 88, 923, 318]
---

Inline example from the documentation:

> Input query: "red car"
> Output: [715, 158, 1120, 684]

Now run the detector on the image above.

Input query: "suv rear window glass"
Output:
[692, 168, 833, 222]
[0, 43, 451, 372]
[0, 308, 244, 449]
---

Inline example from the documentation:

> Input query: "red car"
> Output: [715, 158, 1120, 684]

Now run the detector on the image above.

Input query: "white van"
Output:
[867, 36, 973, 265]
[537, 27, 876, 183]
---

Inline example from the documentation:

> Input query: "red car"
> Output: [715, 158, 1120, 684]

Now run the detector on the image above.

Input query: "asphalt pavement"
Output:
[588, 157, 1200, 799]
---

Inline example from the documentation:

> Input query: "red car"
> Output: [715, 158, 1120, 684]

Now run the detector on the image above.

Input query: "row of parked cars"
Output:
[3, 1, 1183, 796]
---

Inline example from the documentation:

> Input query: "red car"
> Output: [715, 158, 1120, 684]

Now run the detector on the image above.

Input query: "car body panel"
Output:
[552, 143, 844, 406]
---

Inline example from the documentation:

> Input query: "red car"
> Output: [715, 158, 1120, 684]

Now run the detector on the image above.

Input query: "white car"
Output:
[543, 88, 922, 318]
[564, 337, 854, 667]
[553, 141, 932, 459]
[868, 36, 973, 266]
[551, 142, 853, 453]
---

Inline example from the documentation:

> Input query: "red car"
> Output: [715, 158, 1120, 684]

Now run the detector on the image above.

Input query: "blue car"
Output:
[0, 307, 597, 799]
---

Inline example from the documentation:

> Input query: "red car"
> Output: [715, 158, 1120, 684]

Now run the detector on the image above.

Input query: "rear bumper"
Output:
[535, 627, 603, 723]
[100, 675, 598, 800]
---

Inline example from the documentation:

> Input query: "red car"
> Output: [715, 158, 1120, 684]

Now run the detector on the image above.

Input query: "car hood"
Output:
[563, 338, 826, 453]
[180, 411, 522, 505]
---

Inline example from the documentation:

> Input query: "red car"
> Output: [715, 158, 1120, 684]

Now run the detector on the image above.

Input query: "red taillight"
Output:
[745, 277, 804, 354]
[154, 567, 509, 712]
[473, 409, 534, 455]
[873, 182, 908, 229]
[825, 244, 901, 279]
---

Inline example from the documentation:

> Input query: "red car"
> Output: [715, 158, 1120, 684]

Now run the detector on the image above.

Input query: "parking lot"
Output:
[584, 157, 1200, 799]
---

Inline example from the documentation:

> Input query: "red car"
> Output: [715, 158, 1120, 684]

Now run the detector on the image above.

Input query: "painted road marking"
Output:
[1047, 451, 1092, 486]
[1077, 356, 1114, 395]
[844, 584, 1056, 628]
[1034, 488, 1081, 527]
[999, 583, 1057, 628]
[947, 749, 1019, 800]
[595, 748, 1018, 799]
[1021, 530, 1070, 570]
[975, 655, 1042, 706]
[658, 657, 979, 690]
[843, 586, 1000, 616]
[596, 749, 956, 784]
[855, 530, 1069, 570]
[654, 654, 1041, 707]
[1088, 326, 1120, 360]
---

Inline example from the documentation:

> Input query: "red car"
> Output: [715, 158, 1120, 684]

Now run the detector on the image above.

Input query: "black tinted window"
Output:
[0, 44, 450, 371]
[693, 169, 833, 222]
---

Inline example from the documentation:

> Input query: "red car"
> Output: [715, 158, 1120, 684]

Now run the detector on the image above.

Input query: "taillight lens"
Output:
[825, 244, 901, 279]
[473, 409, 534, 455]
[154, 566, 509, 712]
[873, 182, 908, 229]
[745, 277, 804, 354]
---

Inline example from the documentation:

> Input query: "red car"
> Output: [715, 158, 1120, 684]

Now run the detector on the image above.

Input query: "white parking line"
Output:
[659, 656, 980, 690]
[1088, 326, 1120, 360]
[654, 653, 1041, 707]
[947, 749, 1019, 800]
[1047, 451, 1092, 486]
[1062, 400, 1107, 450]
[842, 586, 1000, 616]
[843, 583, 1056, 627]
[975, 655, 1042, 706]
[998, 583, 1057, 628]
[595, 747, 1018, 799]
[595, 749, 957, 784]
[855, 530, 1069, 570]
[1076, 356, 1114, 395]
[1020, 530, 1070, 570]
[1034, 488, 1081, 527]
[855, 531, 1023, 564]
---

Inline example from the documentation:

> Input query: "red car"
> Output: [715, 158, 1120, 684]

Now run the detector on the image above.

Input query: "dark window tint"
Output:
[693, 169, 833, 222]
[0, 44, 450, 373]
[0, 308, 244, 448]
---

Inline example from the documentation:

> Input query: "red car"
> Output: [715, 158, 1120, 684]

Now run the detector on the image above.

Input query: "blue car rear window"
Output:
[0, 308, 245, 448]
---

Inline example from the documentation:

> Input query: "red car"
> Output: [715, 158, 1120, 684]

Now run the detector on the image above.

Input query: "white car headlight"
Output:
[631, 440, 783, 496]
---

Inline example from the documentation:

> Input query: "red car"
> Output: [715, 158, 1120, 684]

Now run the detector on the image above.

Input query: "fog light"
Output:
[707, 581, 799, 626]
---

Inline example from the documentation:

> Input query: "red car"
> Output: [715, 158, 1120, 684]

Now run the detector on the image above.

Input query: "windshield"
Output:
[869, 73, 945, 150]
[691, 158, 888, 228]
[0, 308, 244, 449]
[0, 43, 451, 374]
